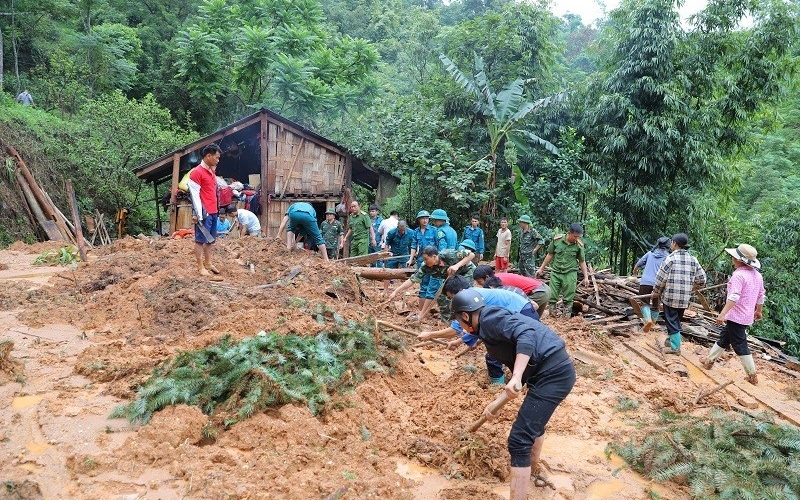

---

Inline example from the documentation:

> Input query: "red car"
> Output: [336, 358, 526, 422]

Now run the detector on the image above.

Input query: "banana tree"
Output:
[439, 53, 565, 214]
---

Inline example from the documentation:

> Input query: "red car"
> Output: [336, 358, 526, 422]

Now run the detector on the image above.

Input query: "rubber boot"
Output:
[662, 333, 681, 354]
[651, 311, 660, 323]
[702, 343, 724, 370]
[641, 306, 653, 332]
[739, 354, 758, 384]
[489, 376, 506, 385]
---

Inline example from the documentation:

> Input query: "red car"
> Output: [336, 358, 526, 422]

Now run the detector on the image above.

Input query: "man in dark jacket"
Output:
[450, 289, 576, 500]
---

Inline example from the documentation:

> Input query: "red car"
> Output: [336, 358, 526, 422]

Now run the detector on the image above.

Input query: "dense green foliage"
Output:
[611, 410, 800, 498]
[110, 318, 393, 425]
[2, 0, 800, 353]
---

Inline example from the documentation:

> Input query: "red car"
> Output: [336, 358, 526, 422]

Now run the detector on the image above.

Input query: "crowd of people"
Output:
[187, 142, 765, 500]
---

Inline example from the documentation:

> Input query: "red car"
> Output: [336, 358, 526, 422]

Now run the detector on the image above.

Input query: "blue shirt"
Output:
[635, 248, 669, 286]
[385, 227, 415, 258]
[216, 217, 232, 236]
[415, 225, 438, 264]
[452, 287, 534, 345]
[462, 226, 485, 254]
[435, 223, 458, 251]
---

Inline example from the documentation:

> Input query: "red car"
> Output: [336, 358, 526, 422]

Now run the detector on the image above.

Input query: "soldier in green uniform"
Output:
[388, 245, 475, 322]
[536, 223, 590, 318]
[517, 215, 544, 277]
[320, 208, 343, 260]
[343, 200, 376, 257]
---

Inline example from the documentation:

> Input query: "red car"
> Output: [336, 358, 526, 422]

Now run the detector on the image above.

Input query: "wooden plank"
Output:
[621, 339, 667, 372]
[584, 314, 626, 325]
[572, 349, 608, 366]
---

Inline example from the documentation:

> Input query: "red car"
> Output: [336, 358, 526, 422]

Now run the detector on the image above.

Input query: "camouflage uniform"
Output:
[320, 219, 343, 259]
[518, 227, 544, 277]
[410, 249, 475, 320]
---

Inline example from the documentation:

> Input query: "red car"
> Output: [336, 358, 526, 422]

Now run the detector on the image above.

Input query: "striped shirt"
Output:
[724, 266, 765, 326]
[653, 249, 707, 309]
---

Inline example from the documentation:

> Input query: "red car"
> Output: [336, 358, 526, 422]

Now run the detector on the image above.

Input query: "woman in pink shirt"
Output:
[701, 244, 765, 385]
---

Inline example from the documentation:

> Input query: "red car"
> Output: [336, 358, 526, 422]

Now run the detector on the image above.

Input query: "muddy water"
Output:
[11, 395, 43, 409]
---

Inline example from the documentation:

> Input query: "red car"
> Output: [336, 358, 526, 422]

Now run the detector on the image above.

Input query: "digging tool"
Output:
[376, 320, 447, 345]
[468, 380, 523, 432]
[694, 289, 712, 311]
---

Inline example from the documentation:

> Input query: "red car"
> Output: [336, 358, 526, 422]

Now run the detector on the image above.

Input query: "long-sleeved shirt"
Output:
[475, 307, 566, 377]
[724, 266, 765, 326]
[653, 249, 707, 309]
[635, 248, 669, 286]
[462, 226, 486, 254]
[410, 249, 475, 283]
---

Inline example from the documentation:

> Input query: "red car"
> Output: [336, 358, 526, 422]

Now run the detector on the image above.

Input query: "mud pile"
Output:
[2, 237, 799, 499]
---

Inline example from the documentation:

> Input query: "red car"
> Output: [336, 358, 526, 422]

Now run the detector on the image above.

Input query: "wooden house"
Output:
[134, 108, 397, 236]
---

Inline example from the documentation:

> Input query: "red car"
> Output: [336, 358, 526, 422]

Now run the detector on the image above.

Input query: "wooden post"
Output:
[65, 179, 88, 262]
[153, 181, 162, 236]
[260, 112, 270, 236]
[169, 152, 181, 234]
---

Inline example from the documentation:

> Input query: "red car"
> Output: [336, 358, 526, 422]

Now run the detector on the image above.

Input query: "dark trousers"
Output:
[637, 284, 655, 307]
[663, 305, 685, 334]
[486, 355, 505, 379]
[508, 354, 576, 467]
[716, 320, 751, 355]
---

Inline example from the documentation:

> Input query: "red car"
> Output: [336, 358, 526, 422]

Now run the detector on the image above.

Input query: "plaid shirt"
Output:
[653, 249, 707, 308]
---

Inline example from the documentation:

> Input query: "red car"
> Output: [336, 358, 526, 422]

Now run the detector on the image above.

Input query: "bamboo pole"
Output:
[65, 179, 88, 262]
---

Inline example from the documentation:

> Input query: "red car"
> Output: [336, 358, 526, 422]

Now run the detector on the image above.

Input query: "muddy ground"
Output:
[1, 237, 799, 500]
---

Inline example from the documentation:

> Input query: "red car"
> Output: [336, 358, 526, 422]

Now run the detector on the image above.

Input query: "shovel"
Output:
[468, 380, 523, 432]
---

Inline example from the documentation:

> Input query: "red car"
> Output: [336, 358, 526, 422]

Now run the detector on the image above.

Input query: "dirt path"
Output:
[0, 240, 798, 499]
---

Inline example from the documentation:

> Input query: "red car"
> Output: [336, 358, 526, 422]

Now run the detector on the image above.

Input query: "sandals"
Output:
[700, 358, 714, 370]
[746, 373, 758, 385]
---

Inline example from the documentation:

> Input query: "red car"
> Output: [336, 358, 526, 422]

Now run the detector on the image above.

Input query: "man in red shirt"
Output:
[188, 144, 222, 276]
[474, 265, 551, 316]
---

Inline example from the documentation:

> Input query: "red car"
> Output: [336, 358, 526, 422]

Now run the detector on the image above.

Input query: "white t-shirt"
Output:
[236, 209, 261, 234]
[378, 216, 399, 247]
[495, 228, 512, 258]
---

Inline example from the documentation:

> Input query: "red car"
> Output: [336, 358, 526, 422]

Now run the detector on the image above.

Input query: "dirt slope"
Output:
[1, 238, 799, 500]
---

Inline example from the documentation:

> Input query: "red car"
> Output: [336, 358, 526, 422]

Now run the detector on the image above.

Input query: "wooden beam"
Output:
[65, 179, 88, 262]
[260, 112, 269, 236]
[169, 152, 180, 234]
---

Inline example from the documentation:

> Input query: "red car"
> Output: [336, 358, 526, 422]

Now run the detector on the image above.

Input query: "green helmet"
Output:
[451, 289, 486, 317]
[518, 215, 532, 224]
[430, 209, 449, 222]
[416, 210, 431, 219]
[458, 239, 477, 252]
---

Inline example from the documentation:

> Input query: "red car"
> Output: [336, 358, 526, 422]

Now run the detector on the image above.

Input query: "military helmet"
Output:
[416, 210, 431, 219]
[458, 239, 477, 252]
[430, 208, 449, 222]
[450, 289, 486, 316]
[518, 215, 532, 224]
